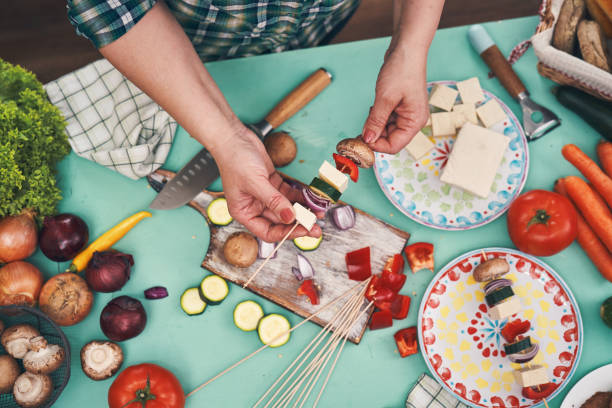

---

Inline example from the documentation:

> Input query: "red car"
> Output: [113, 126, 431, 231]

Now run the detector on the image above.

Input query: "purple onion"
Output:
[100, 296, 147, 341]
[39, 213, 89, 262]
[484, 278, 513, 295]
[144, 286, 168, 299]
[507, 343, 539, 364]
[258, 239, 277, 259]
[296, 253, 315, 280]
[302, 188, 330, 213]
[85, 250, 133, 293]
[330, 205, 356, 230]
[292, 267, 303, 281]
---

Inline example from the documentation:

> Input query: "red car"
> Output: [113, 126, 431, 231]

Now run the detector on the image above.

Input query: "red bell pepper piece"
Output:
[381, 269, 407, 292]
[383, 254, 405, 275]
[404, 242, 434, 273]
[522, 383, 557, 400]
[365, 275, 381, 302]
[333, 153, 359, 182]
[297, 279, 319, 305]
[369, 310, 393, 330]
[373, 286, 397, 306]
[394, 327, 418, 357]
[390, 295, 411, 320]
[501, 319, 531, 343]
[345, 247, 371, 281]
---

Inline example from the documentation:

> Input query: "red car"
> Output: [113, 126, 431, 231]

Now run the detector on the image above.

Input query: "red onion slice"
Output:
[144, 286, 168, 299]
[330, 205, 355, 230]
[507, 343, 539, 364]
[484, 278, 513, 295]
[302, 188, 330, 213]
[258, 239, 277, 259]
[297, 254, 315, 280]
[292, 267, 303, 281]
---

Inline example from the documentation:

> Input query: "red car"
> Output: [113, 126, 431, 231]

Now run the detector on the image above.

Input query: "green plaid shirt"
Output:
[67, 0, 360, 60]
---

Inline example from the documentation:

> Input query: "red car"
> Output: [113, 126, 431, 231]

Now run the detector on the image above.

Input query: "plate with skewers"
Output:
[418, 248, 583, 408]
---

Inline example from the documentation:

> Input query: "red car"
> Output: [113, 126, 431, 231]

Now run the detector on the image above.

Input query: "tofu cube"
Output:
[456, 77, 485, 104]
[476, 99, 507, 128]
[425, 115, 432, 127]
[405, 131, 435, 160]
[318, 161, 348, 193]
[513, 365, 549, 388]
[452, 104, 478, 128]
[487, 296, 521, 321]
[440, 123, 509, 198]
[429, 84, 458, 111]
[293, 203, 317, 231]
[431, 112, 455, 137]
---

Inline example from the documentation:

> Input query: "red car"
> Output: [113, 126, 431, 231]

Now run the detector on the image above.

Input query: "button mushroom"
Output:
[80, 340, 124, 380]
[1, 324, 40, 359]
[22, 336, 65, 375]
[0, 354, 20, 393]
[264, 131, 297, 167]
[13, 372, 52, 408]
[473, 258, 510, 282]
[336, 137, 375, 169]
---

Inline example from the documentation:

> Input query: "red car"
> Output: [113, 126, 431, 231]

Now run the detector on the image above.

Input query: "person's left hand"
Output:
[361, 47, 430, 154]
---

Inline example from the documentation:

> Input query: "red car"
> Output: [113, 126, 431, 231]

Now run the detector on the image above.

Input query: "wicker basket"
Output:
[0, 306, 71, 408]
[534, 0, 612, 101]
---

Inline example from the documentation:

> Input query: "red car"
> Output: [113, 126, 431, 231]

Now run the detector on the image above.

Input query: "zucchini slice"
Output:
[293, 235, 323, 251]
[309, 177, 341, 202]
[181, 288, 207, 315]
[504, 336, 532, 355]
[234, 300, 264, 332]
[485, 286, 514, 307]
[207, 198, 233, 226]
[199, 275, 229, 305]
[258, 314, 291, 347]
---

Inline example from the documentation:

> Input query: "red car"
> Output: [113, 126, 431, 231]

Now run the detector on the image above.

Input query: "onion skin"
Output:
[0, 213, 38, 263]
[100, 296, 147, 342]
[39, 213, 89, 262]
[39, 273, 94, 326]
[0, 262, 43, 306]
[85, 251, 133, 293]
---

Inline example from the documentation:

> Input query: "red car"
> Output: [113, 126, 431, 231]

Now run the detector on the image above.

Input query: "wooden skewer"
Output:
[243, 222, 299, 288]
[481, 249, 488, 261]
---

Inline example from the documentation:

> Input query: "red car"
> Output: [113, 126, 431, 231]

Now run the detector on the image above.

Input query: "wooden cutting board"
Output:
[148, 169, 410, 344]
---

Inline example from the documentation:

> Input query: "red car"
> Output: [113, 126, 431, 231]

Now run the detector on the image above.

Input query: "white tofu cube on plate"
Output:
[456, 77, 485, 104]
[513, 365, 549, 388]
[429, 84, 458, 112]
[476, 99, 507, 128]
[431, 112, 455, 138]
[318, 161, 348, 193]
[405, 131, 435, 161]
[452, 103, 478, 129]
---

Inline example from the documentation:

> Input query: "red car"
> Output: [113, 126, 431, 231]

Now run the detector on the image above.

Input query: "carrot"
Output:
[564, 176, 612, 253]
[555, 179, 612, 282]
[562, 144, 612, 208]
[587, 182, 609, 209]
[597, 141, 612, 178]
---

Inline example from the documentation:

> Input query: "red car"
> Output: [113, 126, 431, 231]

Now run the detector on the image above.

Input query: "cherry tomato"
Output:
[507, 190, 577, 256]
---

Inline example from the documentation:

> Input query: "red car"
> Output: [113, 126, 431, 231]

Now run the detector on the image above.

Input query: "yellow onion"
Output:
[0, 213, 38, 263]
[0, 261, 43, 306]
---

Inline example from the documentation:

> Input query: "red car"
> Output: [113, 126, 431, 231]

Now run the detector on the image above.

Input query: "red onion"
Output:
[484, 278, 513, 295]
[291, 267, 303, 281]
[330, 205, 355, 230]
[100, 296, 147, 341]
[297, 254, 314, 280]
[507, 343, 539, 364]
[302, 188, 330, 213]
[144, 286, 168, 299]
[85, 251, 133, 293]
[0, 213, 38, 263]
[39, 213, 89, 262]
[258, 239, 277, 259]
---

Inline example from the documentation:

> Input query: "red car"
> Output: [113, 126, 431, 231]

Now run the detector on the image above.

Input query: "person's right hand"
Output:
[214, 128, 322, 242]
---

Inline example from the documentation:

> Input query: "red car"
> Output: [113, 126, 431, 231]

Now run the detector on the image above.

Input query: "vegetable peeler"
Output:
[468, 24, 561, 141]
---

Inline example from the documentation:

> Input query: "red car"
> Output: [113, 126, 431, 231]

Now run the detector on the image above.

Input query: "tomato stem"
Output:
[527, 209, 550, 228]
[120, 375, 157, 408]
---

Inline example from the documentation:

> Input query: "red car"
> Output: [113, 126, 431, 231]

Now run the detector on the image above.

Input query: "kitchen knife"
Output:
[149, 68, 332, 210]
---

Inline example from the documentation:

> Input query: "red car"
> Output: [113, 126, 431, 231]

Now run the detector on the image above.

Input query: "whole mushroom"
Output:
[0, 354, 20, 393]
[22, 336, 65, 375]
[13, 372, 52, 408]
[80, 340, 124, 380]
[335, 137, 375, 168]
[1, 324, 40, 359]
[264, 131, 297, 167]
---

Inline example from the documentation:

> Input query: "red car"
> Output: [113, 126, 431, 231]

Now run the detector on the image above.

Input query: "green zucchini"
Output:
[207, 198, 233, 226]
[181, 288, 207, 315]
[504, 336, 532, 355]
[234, 300, 264, 332]
[199, 275, 229, 305]
[258, 314, 291, 347]
[293, 235, 323, 251]
[552, 86, 612, 141]
[309, 177, 341, 202]
[485, 286, 515, 307]
[601, 296, 612, 329]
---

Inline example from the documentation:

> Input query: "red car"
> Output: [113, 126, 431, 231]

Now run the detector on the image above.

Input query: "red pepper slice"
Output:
[381, 269, 407, 292]
[369, 310, 393, 330]
[394, 327, 418, 357]
[297, 279, 319, 305]
[522, 382, 557, 400]
[390, 295, 411, 320]
[383, 254, 405, 275]
[333, 153, 359, 183]
[365, 275, 381, 302]
[404, 242, 434, 273]
[501, 318, 531, 343]
[373, 286, 397, 307]
[346, 247, 371, 281]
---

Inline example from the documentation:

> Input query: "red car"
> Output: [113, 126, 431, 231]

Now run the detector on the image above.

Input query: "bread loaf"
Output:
[577, 20, 611, 71]
[553, 0, 587, 52]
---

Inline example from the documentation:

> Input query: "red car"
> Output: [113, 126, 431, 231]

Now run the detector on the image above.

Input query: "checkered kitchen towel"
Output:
[45, 59, 176, 180]
[406, 374, 467, 408]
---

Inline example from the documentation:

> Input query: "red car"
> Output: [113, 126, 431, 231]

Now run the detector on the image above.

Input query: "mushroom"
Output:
[1, 324, 40, 359]
[473, 258, 510, 282]
[80, 340, 124, 380]
[22, 336, 65, 375]
[13, 372, 52, 408]
[336, 137, 375, 168]
[223, 232, 259, 268]
[0, 354, 20, 393]
[264, 132, 297, 167]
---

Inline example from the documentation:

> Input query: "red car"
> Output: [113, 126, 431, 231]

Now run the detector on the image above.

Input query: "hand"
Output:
[214, 128, 322, 242]
[361, 47, 429, 154]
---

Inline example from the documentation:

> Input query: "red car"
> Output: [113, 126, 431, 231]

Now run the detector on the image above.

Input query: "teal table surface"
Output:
[30, 15, 611, 408]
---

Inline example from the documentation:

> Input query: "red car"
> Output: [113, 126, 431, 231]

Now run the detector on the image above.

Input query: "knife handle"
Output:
[264, 68, 332, 129]
[468, 24, 526, 99]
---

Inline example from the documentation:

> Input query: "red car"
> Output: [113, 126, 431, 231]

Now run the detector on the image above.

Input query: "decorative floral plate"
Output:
[373, 81, 529, 230]
[418, 248, 583, 408]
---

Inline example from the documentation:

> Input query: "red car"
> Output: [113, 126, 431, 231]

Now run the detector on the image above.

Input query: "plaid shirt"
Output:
[67, 0, 360, 60]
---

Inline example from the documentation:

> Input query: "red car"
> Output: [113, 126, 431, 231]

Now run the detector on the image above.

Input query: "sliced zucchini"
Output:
[293, 235, 323, 251]
[181, 288, 207, 315]
[207, 198, 233, 226]
[258, 314, 291, 347]
[485, 286, 514, 307]
[309, 177, 341, 202]
[504, 336, 532, 355]
[199, 275, 229, 305]
[234, 300, 264, 332]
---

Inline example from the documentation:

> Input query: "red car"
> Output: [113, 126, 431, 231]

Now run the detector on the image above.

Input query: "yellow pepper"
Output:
[68, 211, 152, 272]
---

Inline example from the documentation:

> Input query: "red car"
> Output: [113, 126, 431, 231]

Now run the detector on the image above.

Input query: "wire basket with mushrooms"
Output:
[0, 306, 70, 408]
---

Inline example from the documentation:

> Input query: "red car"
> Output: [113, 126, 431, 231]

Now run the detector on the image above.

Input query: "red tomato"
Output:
[108, 363, 185, 408]
[507, 190, 577, 256]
